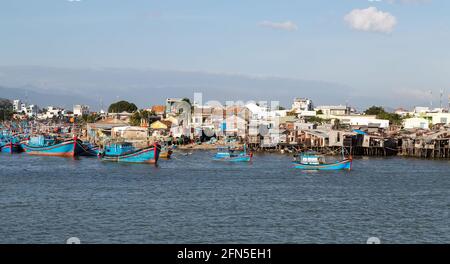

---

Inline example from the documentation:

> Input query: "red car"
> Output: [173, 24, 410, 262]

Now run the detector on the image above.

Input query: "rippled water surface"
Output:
[0, 151, 449, 244]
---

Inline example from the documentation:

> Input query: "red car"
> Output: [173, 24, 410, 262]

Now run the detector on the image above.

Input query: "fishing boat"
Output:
[21, 135, 85, 157]
[0, 139, 22, 154]
[79, 142, 100, 157]
[99, 142, 160, 164]
[212, 144, 253, 162]
[0, 131, 23, 154]
[292, 150, 352, 171]
[159, 146, 173, 159]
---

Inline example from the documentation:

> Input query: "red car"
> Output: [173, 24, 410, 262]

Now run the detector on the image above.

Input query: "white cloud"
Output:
[344, 7, 397, 33]
[259, 21, 298, 31]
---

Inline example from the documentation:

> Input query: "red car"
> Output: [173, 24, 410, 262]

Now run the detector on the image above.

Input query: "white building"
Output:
[40, 106, 64, 119]
[394, 108, 412, 117]
[426, 112, 450, 126]
[13, 100, 21, 113]
[20, 103, 27, 113]
[73, 105, 89, 117]
[25, 105, 38, 117]
[336, 115, 390, 129]
[414, 106, 431, 115]
[166, 98, 187, 116]
[315, 105, 351, 117]
[403, 117, 429, 130]
[291, 98, 313, 113]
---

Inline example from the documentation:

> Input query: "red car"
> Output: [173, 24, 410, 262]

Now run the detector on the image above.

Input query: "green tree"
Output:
[364, 106, 403, 125]
[305, 116, 327, 124]
[316, 109, 324, 115]
[82, 113, 101, 123]
[130, 110, 154, 126]
[0, 98, 13, 121]
[181, 98, 192, 105]
[108, 100, 138, 113]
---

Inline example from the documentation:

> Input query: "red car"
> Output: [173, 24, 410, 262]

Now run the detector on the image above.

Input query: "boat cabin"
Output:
[104, 143, 135, 156]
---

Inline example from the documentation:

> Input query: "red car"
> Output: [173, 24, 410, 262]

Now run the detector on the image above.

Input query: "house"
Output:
[150, 120, 172, 130]
[291, 98, 314, 113]
[107, 111, 133, 122]
[12, 100, 21, 112]
[426, 112, 450, 126]
[394, 108, 411, 117]
[150, 105, 166, 118]
[315, 105, 351, 117]
[302, 130, 329, 147]
[73, 105, 89, 117]
[111, 126, 148, 139]
[166, 98, 188, 116]
[336, 115, 390, 129]
[86, 118, 130, 142]
[403, 117, 429, 130]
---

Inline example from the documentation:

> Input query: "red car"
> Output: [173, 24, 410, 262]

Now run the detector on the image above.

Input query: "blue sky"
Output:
[1, 0, 450, 108]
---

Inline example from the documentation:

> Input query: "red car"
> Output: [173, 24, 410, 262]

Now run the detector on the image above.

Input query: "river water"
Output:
[0, 151, 449, 244]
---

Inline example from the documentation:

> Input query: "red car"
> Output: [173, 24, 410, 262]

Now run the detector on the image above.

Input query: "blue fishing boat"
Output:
[99, 142, 160, 164]
[213, 144, 253, 162]
[0, 133, 22, 154]
[0, 141, 22, 154]
[21, 135, 85, 157]
[292, 151, 352, 171]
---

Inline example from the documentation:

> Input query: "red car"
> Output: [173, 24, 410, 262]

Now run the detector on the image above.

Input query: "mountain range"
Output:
[0, 66, 405, 111]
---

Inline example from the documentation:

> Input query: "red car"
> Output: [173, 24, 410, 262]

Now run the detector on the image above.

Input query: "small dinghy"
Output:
[213, 144, 253, 162]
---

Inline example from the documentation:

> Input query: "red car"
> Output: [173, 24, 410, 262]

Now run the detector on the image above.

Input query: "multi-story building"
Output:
[13, 100, 21, 113]
[73, 105, 89, 117]
[291, 98, 314, 113]
[315, 105, 351, 117]
[25, 105, 38, 117]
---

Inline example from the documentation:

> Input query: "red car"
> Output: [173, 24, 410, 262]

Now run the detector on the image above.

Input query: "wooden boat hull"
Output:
[101, 146, 160, 164]
[79, 143, 100, 157]
[293, 159, 352, 171]
[21, 139, 84, 157]
[159, 150, 172, 159]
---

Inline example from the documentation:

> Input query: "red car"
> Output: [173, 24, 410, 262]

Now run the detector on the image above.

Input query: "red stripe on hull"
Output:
[24, 151, 76, 157]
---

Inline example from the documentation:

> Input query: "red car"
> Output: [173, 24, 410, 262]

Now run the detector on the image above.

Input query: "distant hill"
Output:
[0, 97, 12, 107]
[0, 66, 357, 109]
[0, 65, 408, 110]
[0, 86, 98, 110]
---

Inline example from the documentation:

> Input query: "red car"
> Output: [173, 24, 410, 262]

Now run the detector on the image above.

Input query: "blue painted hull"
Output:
[0, 143, 22, 154]
[293, 159, 352, 171]
[213, 153, 252, 162]
[101, 146, 160, 164]
[21, 139, 84, 157]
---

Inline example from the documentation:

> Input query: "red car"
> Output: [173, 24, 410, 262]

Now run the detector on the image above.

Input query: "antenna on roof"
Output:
[440, 88, 444, 109]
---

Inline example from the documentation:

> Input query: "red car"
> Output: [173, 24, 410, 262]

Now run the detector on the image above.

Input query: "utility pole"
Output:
[429, 90, 433, 109]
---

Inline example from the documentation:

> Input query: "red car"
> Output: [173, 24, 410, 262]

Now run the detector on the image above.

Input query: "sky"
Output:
[1, 0, 450, 109]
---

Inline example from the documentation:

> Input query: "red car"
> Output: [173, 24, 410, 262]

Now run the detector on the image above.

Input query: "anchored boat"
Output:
[293, 150, 352, 171]
[99, 142, 160, 164]
[159, 146, 173, 159]
[0, 139, 22, 154]
[79, 142, 100, 157]
[213, 144, 253, 162]
[21, 135, 85, 157]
